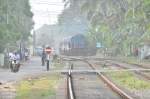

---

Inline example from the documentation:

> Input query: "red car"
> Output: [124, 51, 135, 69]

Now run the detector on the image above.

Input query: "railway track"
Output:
[65, 58, 136, 99]
[86, 57, 150, 69]
[108, 61, 150, 80]
[67, 56, 150, 81]
[86, 61, 135, 99]
[67, 64, 75, 99]
[62, 56, 150, 80]
[89, 58, 150, 80]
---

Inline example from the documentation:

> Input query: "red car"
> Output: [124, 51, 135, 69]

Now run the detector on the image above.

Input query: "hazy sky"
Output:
[30, 0, 64, 30]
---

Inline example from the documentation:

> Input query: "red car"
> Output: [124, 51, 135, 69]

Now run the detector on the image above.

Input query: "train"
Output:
[59, 34, 97, 56]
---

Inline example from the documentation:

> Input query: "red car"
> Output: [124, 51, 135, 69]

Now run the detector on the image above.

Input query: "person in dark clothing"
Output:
[41, 49, 46, 66]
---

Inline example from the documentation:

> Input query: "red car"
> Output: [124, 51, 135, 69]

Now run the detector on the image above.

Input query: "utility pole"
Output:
[33, 30, 36, 56]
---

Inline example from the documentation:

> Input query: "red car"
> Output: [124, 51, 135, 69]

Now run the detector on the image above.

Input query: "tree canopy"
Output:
[59, 0, 150, 56]
[0, 0, 33, 52]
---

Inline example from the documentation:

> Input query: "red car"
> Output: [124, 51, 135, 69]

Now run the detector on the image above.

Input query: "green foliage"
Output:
[60, 0, 150, 56]
[16, 75, 59, 99]
[0, 0, 33, 52]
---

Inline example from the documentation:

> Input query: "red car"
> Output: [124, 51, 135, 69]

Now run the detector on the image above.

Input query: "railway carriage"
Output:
[59, 34, 97, 56]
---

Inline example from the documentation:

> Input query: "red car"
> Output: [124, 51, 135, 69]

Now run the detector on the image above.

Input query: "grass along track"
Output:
[15, 74, 60, 99]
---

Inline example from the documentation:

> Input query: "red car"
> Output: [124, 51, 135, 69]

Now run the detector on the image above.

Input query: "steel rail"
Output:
[64, 56, 135, 99]
[110, 62, 150, 80]
[67, 64, 75, 99]
[86, 61, 134, 99]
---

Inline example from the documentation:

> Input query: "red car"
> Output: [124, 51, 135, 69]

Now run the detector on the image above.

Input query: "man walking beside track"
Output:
[45, 46, 52, 71]
[41, 48, 46, 66]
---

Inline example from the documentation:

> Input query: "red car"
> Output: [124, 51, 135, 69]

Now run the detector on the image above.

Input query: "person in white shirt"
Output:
[9, 52, 20, 72]
[9, 52, 15, 61]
